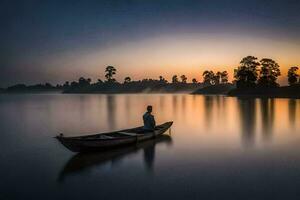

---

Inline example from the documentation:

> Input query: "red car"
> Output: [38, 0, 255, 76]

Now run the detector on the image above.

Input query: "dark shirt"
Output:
[143, 112, 156, 130]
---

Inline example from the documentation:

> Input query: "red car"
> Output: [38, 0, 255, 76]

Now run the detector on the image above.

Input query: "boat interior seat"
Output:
[118, 132, 137, 136]
[98, 135, 115, 139]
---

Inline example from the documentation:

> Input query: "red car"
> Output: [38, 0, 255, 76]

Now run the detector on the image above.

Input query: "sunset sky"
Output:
[1, 0, 300, 86]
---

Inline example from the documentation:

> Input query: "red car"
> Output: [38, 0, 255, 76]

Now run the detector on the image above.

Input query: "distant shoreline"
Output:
[191, 83, 235, 95]
[1, 83, 300, 99]
[1, 82, 203, 94]
[227, 85, 300, 99]
[192, 84, 300, 99]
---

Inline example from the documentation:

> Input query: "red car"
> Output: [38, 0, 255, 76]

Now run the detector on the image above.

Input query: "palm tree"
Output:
[105, 66, 117, 82]
[192, 78, 198, 84]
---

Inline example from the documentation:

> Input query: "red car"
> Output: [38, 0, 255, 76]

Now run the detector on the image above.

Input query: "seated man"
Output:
[143, 105, 156, 131]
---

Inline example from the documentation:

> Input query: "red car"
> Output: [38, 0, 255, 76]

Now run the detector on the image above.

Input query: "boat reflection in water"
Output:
[58, 134, 172, 181]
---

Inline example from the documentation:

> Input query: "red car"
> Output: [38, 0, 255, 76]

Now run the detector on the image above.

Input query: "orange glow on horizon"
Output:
[42, 33, 300, 85]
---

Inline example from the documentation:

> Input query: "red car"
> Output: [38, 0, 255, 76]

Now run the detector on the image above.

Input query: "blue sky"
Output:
[1, 0, 300, 86]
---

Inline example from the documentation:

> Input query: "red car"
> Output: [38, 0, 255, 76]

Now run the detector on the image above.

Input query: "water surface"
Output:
[1, 94, 300, 199]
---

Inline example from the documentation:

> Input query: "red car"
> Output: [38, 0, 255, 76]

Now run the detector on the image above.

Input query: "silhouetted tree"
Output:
[71, 81, 78, 87]
[258, 58, 281, 87]
[192, 78, 198, 84]
[105, 66, 117, 82]
[203, 70, 215, 85]
[234, 56, 260, 88]
[124, 76, 131, 83]
[78, 77, 91, 87]
[172, 75, 179, 83]
[214, 71, 222, 85]
[45, 83, 52, 88]
[180, 75, 187, 83]
[221, 71, 229, 84]
[97, 79, 103, 84]
[288, 66, 299, 85]
[63, 81, 70, 88]
[159, 76, 168, 83]
[56, 84, 62, 89]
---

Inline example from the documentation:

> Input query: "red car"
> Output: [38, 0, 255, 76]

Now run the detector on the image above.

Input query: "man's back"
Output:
[143, 111, 156, 130]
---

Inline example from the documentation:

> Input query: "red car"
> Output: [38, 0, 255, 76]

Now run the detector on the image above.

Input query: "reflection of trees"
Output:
[172, 95, 178, 118]
[238, 98, 256, 147]
[222, 96, 227, 118]
[288, 99, 296, 129]
[125, 95, 131, 124]
[192, 94, 196, 108]
[182, 95, 186, 108]
[181, 95, 187, 122]
[203, 96, 213, 129]
[260, 99, 275, 141]
[159, 95, 165, 112]
[106, 95, 116, 130]
[215, 95, 222, 117]
[216, 96, 227, 124]
[79, 95, 88, 121]
[216, 95, 221, 109]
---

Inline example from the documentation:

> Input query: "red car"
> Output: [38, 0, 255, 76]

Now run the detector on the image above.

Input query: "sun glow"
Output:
[33, 33, 300, 85]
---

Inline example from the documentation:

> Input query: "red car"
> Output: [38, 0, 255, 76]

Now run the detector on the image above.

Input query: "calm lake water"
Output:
[1, 94, 300, 200]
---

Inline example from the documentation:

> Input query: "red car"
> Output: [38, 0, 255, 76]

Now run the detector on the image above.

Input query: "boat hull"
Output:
[55, 121, 173, 152]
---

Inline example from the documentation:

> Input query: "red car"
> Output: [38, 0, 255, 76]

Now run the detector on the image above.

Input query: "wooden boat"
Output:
[55, 121, 173, 152]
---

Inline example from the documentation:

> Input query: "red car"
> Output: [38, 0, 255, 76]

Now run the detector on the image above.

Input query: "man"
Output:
[143, 105, 156, 131]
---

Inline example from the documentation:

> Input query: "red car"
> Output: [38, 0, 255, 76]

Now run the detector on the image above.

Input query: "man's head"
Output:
[147, 105, 153, 113]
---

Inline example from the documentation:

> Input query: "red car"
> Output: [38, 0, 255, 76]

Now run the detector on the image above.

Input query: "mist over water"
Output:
[0, 94, 300, 199]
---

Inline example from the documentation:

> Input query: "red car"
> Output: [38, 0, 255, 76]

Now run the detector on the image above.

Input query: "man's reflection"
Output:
[143, 140, 159, 173]
[58, 135, 172, 182]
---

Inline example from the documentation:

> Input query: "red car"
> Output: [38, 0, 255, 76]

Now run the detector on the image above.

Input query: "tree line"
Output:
[2, 55, 299, 93]
[62, 65, 230, 90]
[65, 56, 299, 90]
[234, 56, 299, 89]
